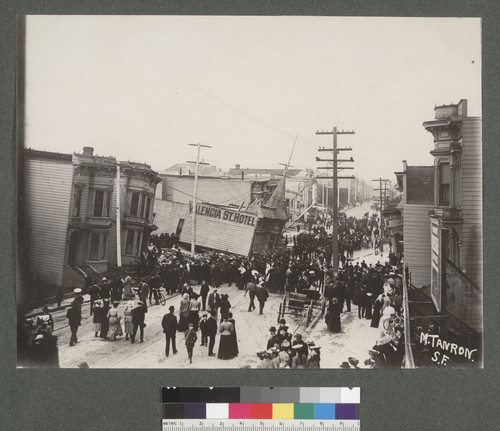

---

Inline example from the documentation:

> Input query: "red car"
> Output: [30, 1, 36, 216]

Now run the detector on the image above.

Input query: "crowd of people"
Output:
[22, 206, 408, 369]
[255, 321, 321, 369]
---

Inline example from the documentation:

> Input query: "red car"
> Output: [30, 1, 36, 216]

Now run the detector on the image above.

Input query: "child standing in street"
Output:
[199, 313, 208, 346]
[185, 323, 198, 364]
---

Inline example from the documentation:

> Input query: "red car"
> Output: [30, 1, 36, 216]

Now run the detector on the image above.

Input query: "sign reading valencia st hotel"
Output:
[194, 204, 256, 227]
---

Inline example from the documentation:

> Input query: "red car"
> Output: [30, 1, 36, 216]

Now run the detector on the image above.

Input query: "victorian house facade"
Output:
[20, 147, 161, 305]
[423, 100, 482, 333]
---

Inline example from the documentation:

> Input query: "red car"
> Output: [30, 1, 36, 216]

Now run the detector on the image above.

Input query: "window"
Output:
[93, 190, 112, 217]
[88, 232, 107, 261]
[130, 192, 139, 216]
[438, 163, 451, 206]
[125, 230, 135, 255]
[94, 191, 104, 217]
[138, 194, 144, 218]
[125, 229, 143, 256]
[144, 196, 151, 221]
[73, 187, 82, 217]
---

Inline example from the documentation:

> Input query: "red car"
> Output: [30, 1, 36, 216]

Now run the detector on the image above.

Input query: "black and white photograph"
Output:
[17, 15, 482, 369]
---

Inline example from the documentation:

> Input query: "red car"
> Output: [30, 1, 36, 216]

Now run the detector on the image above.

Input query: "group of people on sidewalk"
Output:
[256, 321, 321, 369]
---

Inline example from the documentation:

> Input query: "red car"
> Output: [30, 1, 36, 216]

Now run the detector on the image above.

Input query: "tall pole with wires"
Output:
[188, 143, 211, 256]
[116, 161, 122, 267]
[316, 127, 355, 273]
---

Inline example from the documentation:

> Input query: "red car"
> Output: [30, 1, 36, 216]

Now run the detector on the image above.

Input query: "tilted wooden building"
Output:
[154, 175, 289, 256]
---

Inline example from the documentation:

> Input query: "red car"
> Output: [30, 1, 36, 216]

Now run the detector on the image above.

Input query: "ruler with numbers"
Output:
[163, 419, 360, 431]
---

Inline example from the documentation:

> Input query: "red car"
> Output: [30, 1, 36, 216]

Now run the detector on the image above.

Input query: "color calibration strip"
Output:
[162, 387, 360, 420]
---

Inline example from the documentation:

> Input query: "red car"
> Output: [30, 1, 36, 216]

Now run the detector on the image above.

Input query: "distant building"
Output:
[19, 147, 161, 306]
[157, 173, 279, 208]
[227, 164, 302, 179]
[163, 162, 220, 177]
[314, 176, 372, 210]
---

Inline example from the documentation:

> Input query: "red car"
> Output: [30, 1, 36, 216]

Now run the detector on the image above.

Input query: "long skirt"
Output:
[217, 334, 236, 360]
[108, 318, 123, 339]
[229, 324, 239, 357]
[124, 318, 133, 335]
[123, 284, 134, 299]
[178, 314, 189, 332]
[370, 305, 382, 328]
[188, 311, 199, 331]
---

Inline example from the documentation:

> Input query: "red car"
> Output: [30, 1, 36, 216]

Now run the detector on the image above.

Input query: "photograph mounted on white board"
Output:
[17, 15, 482, 369]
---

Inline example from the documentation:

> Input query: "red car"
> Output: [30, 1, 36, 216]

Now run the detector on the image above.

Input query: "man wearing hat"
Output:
[207, 287, 220, 318]
[73, 288, 84, 312]
[255, 281, 269, 315]
[205, 312, 218, 357]
[66, 300, 81, 347]
[199, 313, 209, 347]
[99, 277, 111, 300]
[131, 301, 146, 343]
[88, 282, 101, 316]
[267, 327, 280, 350]
[161, 305, 178, 356]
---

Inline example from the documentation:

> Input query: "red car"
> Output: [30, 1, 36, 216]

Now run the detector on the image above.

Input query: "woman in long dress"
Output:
[122, 273, 134, 300]
[325, 298, 342, 333]
[178, 293, 191, 332]
[217, 315, 235, 360]
[100, 299, 111, 339]
[227, 312, 239, 357]
[92, 300, 103, 337]
[188, 293, 201, 331]
[219, 294, 231, 323]
[123, 300, 134, 341]
[107, 301, 123, 340]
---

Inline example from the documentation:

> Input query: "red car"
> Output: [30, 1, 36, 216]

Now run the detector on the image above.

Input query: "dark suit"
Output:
[66, 305, 81, 346]
[207, 292, 220, 317]
[161, 312, 178, 356]
[255, 286, 269, 315]
[131, 304, 146, 343]
[205, 315, 217, 355]
[200, 283, 210, 311]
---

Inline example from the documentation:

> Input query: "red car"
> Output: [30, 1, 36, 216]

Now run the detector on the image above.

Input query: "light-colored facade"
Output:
[394, 162, 435, 289]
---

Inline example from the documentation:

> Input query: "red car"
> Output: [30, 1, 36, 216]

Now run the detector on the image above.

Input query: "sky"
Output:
[23, 16, 481, 183]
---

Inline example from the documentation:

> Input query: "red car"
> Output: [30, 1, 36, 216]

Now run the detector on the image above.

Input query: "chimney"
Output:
[235, 164, 241, 170]
[82, 146, 94, 156]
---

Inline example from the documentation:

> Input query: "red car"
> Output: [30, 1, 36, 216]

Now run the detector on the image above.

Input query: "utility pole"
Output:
[372, 178, 390, 252]
[188, 143, 211, 256]
[316, 127, 355, 272]
[116, 161, 121, 267]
